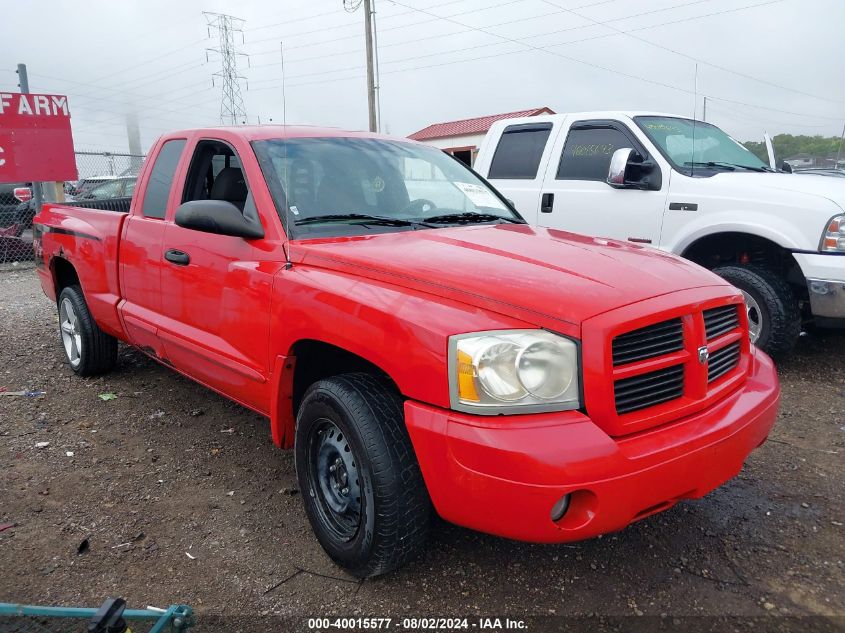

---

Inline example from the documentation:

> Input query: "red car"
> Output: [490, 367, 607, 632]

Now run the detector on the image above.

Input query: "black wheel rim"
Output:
[307, 418, 362, 542]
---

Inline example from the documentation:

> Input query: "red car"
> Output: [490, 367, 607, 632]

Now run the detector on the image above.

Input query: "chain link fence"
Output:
[0, 151, 145, 266]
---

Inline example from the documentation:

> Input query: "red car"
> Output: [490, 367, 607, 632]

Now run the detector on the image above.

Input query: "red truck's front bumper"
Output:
[404, 348, 779, 543]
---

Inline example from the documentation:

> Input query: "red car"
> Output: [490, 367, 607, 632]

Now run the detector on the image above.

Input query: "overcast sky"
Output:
[1, 0, 843, 153]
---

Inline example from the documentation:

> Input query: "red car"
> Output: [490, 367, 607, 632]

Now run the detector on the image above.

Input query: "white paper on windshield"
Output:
[454, 182, 504, 209]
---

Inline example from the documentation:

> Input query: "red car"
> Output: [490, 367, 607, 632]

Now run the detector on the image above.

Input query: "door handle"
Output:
[164, 249, 190, 266]
[540, 192, 554, 213]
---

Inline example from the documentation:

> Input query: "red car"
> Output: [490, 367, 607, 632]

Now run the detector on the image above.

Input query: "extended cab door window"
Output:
[141, 139, 186, 218]
[538, 120, 667, 245]
[181, 140, 260, 225]
[488, 123, 553, 180]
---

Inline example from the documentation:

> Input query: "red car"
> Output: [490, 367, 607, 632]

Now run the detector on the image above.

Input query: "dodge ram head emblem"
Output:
[698, 346, 710, 364]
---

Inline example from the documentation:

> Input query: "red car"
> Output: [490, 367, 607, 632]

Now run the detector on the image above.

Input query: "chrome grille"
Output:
[612, 318, 684, 366]
[703, 305, 739, 340]
[708, 342, 741, 383]
[614, 365, 685, 414]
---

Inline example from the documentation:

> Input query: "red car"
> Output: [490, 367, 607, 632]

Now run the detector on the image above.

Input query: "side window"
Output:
[141, 139, 186, 218]
[487, 123, 553, 180]
[183, 140, 253, 216]
[557, 126, 631, 181]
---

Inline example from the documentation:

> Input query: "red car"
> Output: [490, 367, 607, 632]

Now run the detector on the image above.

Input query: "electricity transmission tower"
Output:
[204, 11, 249, 125]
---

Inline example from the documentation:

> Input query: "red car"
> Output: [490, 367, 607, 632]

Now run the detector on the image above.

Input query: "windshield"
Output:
[635, 116, 768, 174]
[252, 137, 522, 238]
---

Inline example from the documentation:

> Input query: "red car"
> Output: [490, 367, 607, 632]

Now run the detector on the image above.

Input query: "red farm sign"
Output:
[0, 92, 78, 183]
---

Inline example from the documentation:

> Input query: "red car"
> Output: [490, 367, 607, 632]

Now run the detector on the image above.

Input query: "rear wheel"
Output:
[713, 264, 800, 359]
[58, 285, 117, 376]
[295, 373, 430, 578]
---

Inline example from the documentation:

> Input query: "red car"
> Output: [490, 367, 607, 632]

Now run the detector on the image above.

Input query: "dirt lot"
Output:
[1, 265, 843, 631]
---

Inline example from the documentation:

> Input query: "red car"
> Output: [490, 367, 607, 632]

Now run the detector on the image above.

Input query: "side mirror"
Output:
[781, 161, 793, 174]
[607, 147, 661, 191]
[175, 200, 264, 239]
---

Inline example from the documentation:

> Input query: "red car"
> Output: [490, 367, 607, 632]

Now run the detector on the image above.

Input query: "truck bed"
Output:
[35, 203, 128, 338]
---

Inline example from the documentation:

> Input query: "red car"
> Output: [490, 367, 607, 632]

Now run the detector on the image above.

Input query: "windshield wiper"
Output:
[684, 161, 771, 172]
[294, 213, 431, 228]
[422, 211, 524, 225]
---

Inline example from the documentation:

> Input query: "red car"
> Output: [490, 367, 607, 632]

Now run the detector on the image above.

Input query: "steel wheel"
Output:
[59, 297, 82, 369]
[306, 418, 362, 542]
[741, 289, 763, 344]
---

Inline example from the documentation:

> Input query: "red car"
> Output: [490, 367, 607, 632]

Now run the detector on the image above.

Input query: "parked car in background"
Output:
[794, 168, 845, 178]
[474, 111, 845, 358]
[34, 125, 779, 577]
[0, 182, 35, 236]
[66, 175, 123, 198]
[73, 176, 136, 201]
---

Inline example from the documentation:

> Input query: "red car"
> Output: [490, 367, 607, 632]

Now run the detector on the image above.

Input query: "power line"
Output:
[539, 0, 845, 108]
[381, 0, 844, 122]
[246, 0, 842, 127]
[244, 0, 623, 67]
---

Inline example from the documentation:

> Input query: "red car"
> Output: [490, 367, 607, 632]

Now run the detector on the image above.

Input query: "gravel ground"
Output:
[1, 266, 843, 632]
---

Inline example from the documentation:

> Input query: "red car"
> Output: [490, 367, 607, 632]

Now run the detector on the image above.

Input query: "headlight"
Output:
[449, 330, 580, 414]
[821, 215, 845, 252]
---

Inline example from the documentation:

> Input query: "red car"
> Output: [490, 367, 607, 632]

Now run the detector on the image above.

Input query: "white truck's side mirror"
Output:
[607, 147, 661, 191]
[607, 148, 637, 187]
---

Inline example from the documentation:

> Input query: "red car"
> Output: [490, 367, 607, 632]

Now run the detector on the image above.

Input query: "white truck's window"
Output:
[488, 123, 552, 180]
[557, 127, 630, 181]
[141, 139, 186, 219]
[635, 116, 768, 172]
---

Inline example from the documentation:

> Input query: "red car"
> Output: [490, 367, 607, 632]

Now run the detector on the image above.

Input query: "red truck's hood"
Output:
[292, 224, 729, 326]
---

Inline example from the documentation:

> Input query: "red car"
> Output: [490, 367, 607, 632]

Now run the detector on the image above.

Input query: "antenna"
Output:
[691, 63, 698, 177]
[281, 40, 292, 270]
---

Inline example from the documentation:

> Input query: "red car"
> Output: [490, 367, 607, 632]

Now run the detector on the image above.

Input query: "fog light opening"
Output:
[550, 493, 572, 522]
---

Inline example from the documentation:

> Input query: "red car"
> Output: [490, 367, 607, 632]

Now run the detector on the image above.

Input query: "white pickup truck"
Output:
[473, 111, 845, 357]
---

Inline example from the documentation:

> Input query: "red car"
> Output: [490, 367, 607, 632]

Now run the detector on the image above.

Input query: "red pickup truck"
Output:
[33, 126, 780, 577]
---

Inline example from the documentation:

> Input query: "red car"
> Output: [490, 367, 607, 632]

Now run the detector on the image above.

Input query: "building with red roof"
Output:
[407, 107, 554, 165]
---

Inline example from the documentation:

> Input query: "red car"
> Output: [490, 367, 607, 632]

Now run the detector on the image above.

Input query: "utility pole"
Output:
[702, 96, 707, 122]
[15, 63, 45, 209]
[204, 12, 249, 125]
[363, 0, 377, 132]
[345, 0, 379, 131]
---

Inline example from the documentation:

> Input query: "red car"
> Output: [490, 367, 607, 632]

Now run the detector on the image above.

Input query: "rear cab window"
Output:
[488, 123, 553, 180]
[140, 139, 186, 219]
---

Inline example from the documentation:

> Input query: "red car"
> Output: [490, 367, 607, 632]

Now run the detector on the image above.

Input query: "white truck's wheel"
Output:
[713, 265, 800, 359]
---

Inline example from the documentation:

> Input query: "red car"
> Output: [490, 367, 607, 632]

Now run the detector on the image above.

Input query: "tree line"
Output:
[743, 133, 845, 163]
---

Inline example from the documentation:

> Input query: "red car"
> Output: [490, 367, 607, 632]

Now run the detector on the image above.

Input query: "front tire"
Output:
[713, 265, 800, 359]
[58, 285, 117, 376]
[295, 373, 430, 578]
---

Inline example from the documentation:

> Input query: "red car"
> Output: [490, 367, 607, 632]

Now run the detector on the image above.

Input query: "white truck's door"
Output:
[537, 118, 669, 246]
[475, 119, 563, 226]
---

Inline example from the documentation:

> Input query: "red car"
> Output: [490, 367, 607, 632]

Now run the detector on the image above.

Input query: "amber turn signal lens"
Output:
[457, 349, 480, 402]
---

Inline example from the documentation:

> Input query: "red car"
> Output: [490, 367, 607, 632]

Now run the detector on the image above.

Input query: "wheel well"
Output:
[51, 257, 79, 295]
[289, 340, 399, 417]
[681, 232, 805, 293]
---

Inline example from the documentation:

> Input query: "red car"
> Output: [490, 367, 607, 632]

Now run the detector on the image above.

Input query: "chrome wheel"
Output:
[59, 297, 82, 369]
[741, 289, 763, 344]
[307, 419, 362, 542]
